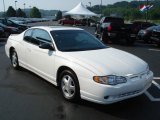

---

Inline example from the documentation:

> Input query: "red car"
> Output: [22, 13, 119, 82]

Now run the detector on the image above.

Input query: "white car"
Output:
[5, 26, 153, 104]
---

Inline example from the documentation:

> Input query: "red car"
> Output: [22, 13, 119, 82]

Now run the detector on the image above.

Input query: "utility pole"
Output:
[23, 3, 26, 11]
[15, 0, 17, 16]
[101, 0, 102, 15]
[3, 0, 6, 17]
[88, 2, 91, 7]
[15, 1, 17, 11]
[23, 3, 26, 14]
[29, 6, 32, 18]
[146, 0, 149, 22]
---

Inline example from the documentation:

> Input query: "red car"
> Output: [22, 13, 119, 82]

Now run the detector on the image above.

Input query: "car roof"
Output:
[30, 26, 83, 32]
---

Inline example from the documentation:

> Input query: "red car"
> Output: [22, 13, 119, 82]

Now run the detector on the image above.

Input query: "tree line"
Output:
[1, 6, 62, 20]
[88, 0, 160, 20]
[4, 6, 41, 18]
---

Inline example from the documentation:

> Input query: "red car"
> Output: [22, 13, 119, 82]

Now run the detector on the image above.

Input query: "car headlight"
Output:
[93, 75, 127, 85]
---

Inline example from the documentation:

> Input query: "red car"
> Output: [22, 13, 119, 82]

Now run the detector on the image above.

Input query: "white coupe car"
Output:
[5, 26, 153, 104]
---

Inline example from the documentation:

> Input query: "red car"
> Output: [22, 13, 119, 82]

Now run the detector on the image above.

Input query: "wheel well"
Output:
[9, 47, 15, 59]
[56, 66, 77, 86]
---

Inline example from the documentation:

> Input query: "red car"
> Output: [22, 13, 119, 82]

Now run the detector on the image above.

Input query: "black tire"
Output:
[101, 31, 109, 43]
[144, 38, 149, 44]
[127, 38, 135, 46]
[59, 70, 80, 102]
[10, 49, 20, 69]
[4, 32, 10, 38]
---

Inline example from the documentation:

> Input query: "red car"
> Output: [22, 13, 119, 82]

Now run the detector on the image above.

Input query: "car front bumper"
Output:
[80, 71, 153, 104]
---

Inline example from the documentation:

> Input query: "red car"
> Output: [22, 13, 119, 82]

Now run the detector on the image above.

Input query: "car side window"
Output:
[32, 29, 52, 45]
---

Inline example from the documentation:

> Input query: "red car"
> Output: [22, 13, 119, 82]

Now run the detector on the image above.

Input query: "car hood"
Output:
[61, 48, 148, 76]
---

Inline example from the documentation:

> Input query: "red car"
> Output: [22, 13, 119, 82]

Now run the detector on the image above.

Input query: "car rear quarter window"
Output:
[24, 29, 33, 42]
[24, 29, 32, 37]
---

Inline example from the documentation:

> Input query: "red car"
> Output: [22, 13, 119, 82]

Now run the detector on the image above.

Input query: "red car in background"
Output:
[58, 18, 84, 25]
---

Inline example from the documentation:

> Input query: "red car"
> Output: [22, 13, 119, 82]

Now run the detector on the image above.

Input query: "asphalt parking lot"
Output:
[0, 24, 160, 120]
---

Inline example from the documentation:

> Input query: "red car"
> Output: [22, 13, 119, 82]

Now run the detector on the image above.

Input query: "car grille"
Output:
[127, 69, 150, 80]
[116, 90, 141, 98]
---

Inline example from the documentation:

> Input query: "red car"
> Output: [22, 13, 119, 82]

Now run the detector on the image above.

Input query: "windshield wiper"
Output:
[62, 48, 81, 52]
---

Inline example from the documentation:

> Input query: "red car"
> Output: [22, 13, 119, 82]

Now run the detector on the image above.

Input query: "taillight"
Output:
[144, 30, 148, 34]
[108, 25, 111, 32]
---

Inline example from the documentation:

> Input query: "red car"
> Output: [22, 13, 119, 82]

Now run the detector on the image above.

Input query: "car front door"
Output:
[24, 29, 56, 81]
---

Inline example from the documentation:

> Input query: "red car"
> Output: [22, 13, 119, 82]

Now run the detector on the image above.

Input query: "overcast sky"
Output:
[0, 0, 132, 12]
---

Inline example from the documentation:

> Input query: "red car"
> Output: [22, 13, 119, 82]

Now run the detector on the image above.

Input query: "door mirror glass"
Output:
[24, 36, 32, 42]
[39, 43, 55, 51]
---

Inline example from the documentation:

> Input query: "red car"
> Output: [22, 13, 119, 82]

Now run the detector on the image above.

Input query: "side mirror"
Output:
[39, 43, 55, 51]
[24, 36, 32, 41]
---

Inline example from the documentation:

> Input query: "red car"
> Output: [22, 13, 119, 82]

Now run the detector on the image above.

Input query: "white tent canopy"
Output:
[65, 2, 97, 17]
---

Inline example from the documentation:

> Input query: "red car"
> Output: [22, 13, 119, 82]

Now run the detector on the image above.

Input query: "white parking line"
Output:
[145, 80, 160, 102]
[145, 91, 160, 102]
[152, 81, 160, 90]
[148, 49, 160, 52]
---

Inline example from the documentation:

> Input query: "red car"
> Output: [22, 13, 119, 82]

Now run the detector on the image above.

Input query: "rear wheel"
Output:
[59, 70, 80, 102]
[144, 38, 150, 43]
[10, 49, 19, 69]
[101, 31, 109, 43]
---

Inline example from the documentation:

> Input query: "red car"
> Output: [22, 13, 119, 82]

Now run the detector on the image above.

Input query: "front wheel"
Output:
[60, 70, 80, 102]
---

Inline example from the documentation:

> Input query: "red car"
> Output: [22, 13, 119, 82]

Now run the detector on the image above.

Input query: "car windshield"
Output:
[51, 30, 108, 52]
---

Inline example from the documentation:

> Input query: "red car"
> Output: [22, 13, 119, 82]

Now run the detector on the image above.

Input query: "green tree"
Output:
[150, 7, 160, 20]
[6, 6, 16, 17]
[30, 7, 41, 18]
[17, 8, 26, 17]
[55, 11, 62, 20]
[90, 0, 160, 21]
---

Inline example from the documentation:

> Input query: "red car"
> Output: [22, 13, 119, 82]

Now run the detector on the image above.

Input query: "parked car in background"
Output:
[0, 23, 20, 38]
[95, 17, 136, 45]
[80, 18, 96, 26]
[0, 27, 4, 38]
[5, 26, 153, 104]
[137, 26, 157, 43]
[150, 25, 160, 47]
[131, 21, 156, 35]
[0, 18, 30, 32]
[58, 17, 84, 25]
